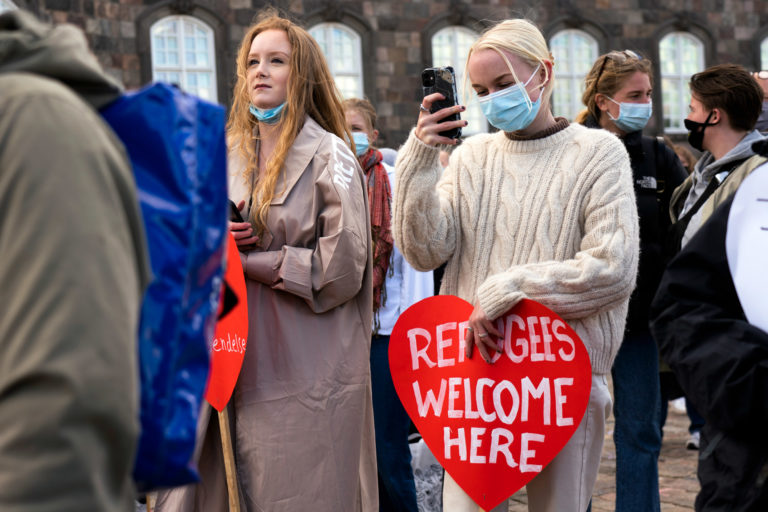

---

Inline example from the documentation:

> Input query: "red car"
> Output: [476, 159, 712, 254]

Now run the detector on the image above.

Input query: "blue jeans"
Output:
[611, 331, 662, 512]
[370, 335, 418, 512]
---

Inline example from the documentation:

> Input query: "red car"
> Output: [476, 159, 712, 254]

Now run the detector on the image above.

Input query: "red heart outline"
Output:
[389, 296, 591, 509]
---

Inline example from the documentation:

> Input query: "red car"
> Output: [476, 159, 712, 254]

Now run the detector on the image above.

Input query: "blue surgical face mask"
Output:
[478, 64, 542, 132]
[607, 97, 652, 133]
[352, 131, 369, 157]
[249, 103, 286, 124]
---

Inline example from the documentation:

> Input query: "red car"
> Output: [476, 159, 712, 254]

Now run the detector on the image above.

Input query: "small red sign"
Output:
[205, 234, 248, 412]
[389, 295, 591, 509]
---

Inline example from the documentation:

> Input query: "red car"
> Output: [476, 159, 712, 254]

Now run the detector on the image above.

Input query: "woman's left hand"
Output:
[230, 200, 259, 250]
[464, 303, 503, 363]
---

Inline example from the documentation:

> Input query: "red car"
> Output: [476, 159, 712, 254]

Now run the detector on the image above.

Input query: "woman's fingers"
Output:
[464, 325, 475, 359]
[230, 221, 259, 247]
[419, 92, 443, 113]
[229, 221, 252, 235]
[235, 235, 260, 247]
[469, 328, 500, 363]
[416, 118, 467, 147]
[415, 93, 467, 147]
[480, 316, 502, 340]
[465, 304, 503, 363]
[475, 333, 493, 362]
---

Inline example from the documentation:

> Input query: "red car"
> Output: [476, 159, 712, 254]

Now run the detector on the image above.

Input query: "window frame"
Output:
[149, 14, 218, 102]
[309, 22, 364, 100]
[761, 37, 768, 69]
[549, 29, 599, 121]
[0, 0, 17, 13]
[659, 31, 705, 134]
[431, 25, 487, 135]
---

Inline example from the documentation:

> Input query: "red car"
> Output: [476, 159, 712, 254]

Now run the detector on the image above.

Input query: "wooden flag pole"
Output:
[218, 407, 241, 512]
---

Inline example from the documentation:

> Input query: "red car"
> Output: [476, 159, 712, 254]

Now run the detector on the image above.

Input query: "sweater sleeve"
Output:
[392, 130, 458, 271]
[476, 143, 640, 321]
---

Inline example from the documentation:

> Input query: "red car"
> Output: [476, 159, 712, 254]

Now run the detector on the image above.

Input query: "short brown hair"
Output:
[689, 64, 763, 131]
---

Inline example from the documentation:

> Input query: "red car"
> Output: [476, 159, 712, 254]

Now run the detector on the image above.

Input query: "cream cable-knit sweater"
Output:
[393, 124, 639, 374]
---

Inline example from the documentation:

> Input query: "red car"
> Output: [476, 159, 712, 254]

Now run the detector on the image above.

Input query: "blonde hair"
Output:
[342, 98, 377, 150]
[575, 50, 652, 124]
[464, 19, 555, 106]
[227, 8, 352, 236]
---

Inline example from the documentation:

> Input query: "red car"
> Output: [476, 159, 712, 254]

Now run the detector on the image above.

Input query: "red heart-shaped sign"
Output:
[205, 234, 248, 412]
[390, 295, 591, 509]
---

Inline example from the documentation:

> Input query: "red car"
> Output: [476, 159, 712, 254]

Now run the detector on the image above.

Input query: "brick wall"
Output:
[15, 0, 768, 146]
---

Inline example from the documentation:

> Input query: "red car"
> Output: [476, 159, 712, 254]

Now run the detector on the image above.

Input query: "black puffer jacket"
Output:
[650, 189, 768, 438]
[585, 117, 687, 332]
[651, 146, 768, 511]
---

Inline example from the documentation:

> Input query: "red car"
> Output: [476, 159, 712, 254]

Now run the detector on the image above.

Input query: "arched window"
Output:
[549, 29, 599, 121]
[150, 16, 217, 101]
[762, 37, 768, 69]
[431, 26, 486, 135]
[309, 23, 363, 99]
[659, 32, 705, 133]
[0, 0, 17, 13]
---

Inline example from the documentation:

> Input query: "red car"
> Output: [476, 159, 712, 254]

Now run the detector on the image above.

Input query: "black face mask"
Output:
[684, 110, 716, 152]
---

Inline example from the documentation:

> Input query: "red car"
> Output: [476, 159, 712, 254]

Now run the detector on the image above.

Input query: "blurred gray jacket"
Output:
[0, 10, 149, 512]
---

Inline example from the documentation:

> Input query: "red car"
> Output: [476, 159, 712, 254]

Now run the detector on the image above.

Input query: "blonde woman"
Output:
[157, 9, 377, 512]
[393, 19, 639, 512]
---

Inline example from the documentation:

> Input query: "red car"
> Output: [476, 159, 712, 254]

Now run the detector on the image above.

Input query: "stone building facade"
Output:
[7, 0, 768, 147]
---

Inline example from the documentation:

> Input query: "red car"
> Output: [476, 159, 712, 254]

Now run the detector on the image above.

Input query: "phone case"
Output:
[229, 200, 244, 222]
[422, 66, 462, 139]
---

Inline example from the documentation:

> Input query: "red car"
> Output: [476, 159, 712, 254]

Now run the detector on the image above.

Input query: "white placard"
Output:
[726, 162, 768, 333]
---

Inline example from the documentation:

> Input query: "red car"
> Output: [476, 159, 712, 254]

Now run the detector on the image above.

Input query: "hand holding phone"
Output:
[229, 199, 244, 222]
[228, 199, 259, 250]
[417, 66, 466, 146]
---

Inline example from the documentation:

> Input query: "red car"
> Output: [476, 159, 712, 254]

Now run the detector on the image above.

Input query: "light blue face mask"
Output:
[607, 97, 652, 133]
[352, 131, 369, 157]
[249, 103, 286, 124]
[478, 64, 542, 132]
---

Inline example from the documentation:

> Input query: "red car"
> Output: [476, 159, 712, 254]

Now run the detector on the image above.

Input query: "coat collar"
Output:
[259, 116, 328, 249]
[228, 116, 330, 249]
[270, 115, 326, 206]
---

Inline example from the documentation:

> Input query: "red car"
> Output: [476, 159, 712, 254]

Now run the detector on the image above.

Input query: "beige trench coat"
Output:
[157, 116, 377, 512]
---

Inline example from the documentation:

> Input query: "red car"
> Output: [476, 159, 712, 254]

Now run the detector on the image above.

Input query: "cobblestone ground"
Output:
[509, 396, 699, 512]
[137, 391, 700, 512]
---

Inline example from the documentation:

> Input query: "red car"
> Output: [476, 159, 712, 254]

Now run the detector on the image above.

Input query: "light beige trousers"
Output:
[443, 374, 612, 512]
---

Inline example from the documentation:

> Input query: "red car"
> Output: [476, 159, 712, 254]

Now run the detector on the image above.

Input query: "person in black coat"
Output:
[577, 50, 687, 512]
[650, 143, 768, 510]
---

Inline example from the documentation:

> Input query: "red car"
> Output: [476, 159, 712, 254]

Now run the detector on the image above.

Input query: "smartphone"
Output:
[422, 66, 462, 139]
[228, 199, 244, 222]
